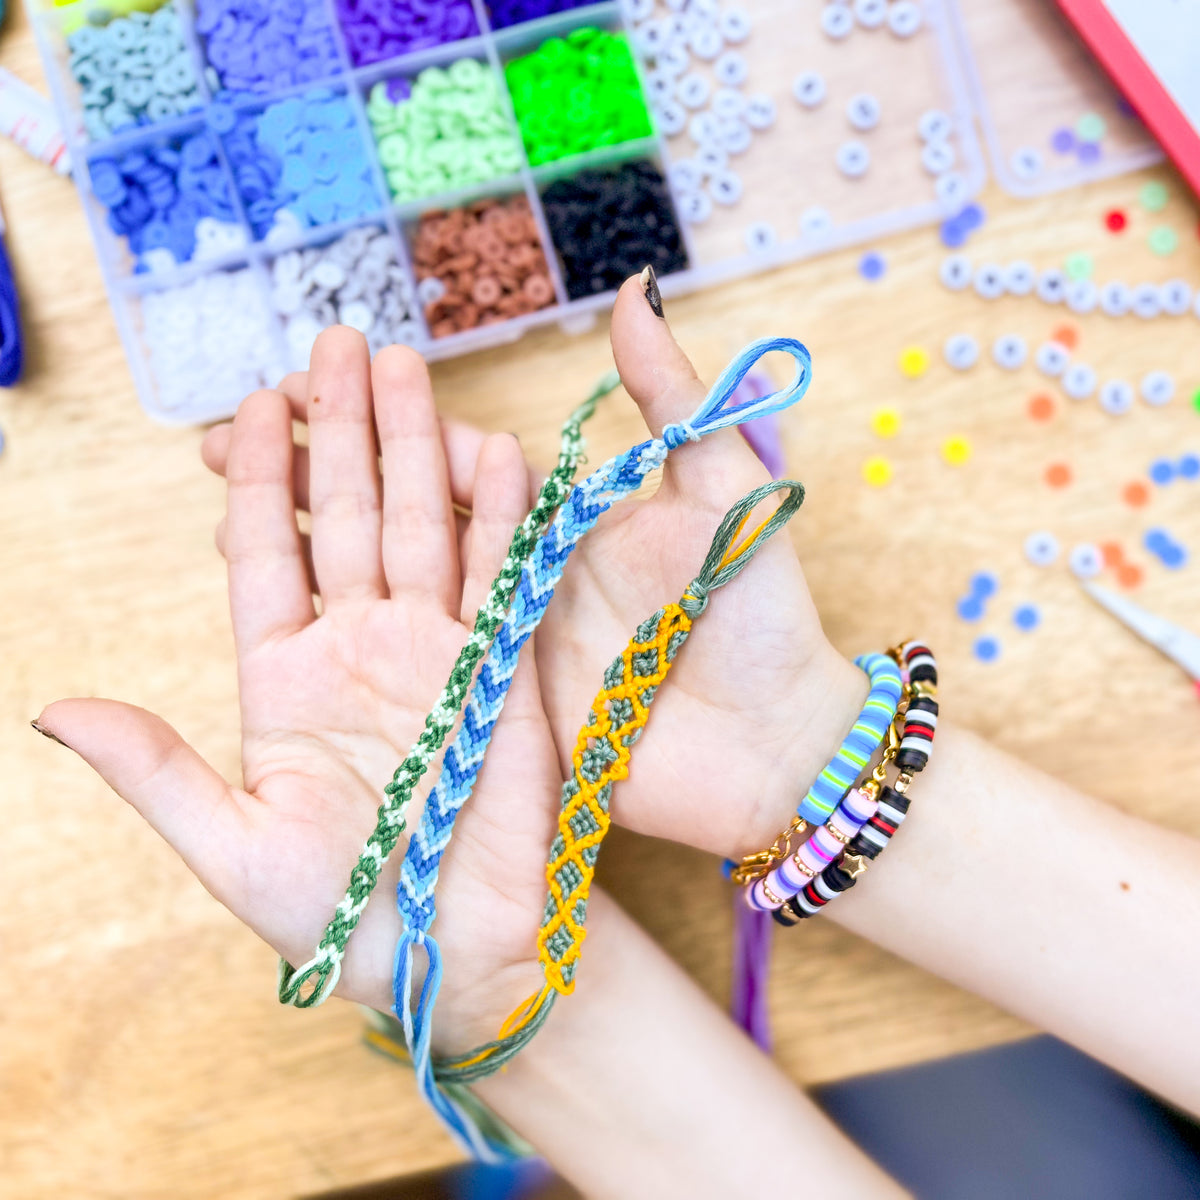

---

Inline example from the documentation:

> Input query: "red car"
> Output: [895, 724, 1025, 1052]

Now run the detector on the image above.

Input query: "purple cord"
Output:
[731, 899, 773, 1050]
[734, 369, 787, 479]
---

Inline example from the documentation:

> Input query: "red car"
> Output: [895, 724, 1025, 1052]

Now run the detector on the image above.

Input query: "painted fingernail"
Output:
[31, 719, 69, 748]
[640, 264, 664, 318]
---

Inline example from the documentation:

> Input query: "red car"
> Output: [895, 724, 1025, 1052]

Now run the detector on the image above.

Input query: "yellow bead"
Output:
[871, 406, 901, 438]
[941, 435, 972, 465]
[862, 455, 893, 487]
[898, 345, 929, 378]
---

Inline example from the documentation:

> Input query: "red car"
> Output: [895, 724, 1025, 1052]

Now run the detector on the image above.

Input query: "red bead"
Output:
[1105, 209, 1127, 232]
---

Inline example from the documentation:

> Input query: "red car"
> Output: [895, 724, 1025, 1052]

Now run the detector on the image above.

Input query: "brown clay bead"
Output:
[412, 193, 556, 337]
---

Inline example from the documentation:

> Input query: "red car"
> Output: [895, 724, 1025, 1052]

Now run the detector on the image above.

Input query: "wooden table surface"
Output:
[4, 5, 1200, 1196]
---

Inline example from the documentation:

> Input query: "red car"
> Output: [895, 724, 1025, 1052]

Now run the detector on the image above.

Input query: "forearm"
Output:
[475, 890, 906, 1200]
[793, 718, 1200, 1114]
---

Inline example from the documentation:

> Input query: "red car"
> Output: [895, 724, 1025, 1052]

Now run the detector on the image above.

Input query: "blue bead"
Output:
[959, 202, 985, 230]
[1178, 453, 1200, 480]
[939, 217, 967, 248]
[1144, 528, 1171, 554]
[957, 595, 985, 622]
[207, 98, 238, 134]
[858, 250, 886, 281]
[1013, 603, 1041, 631]
[282, 154, 313, 192]
[973, 635, 1001, 663]
[969, 570, 999, 599]
[1149, 457, 1176, 485]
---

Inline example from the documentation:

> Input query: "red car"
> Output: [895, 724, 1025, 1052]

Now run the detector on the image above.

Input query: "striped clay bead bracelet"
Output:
[736, 641, 938, 917]
[775, 641, 938, 923]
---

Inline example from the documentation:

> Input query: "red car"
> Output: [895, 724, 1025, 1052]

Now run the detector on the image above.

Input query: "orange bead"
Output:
[1044, 462, 1072, 488]
[1028, 393, 1056, 422]
[1122, 480, 1151, 507]
[1100, 541, 1124, 567]
[1117, 563, 1144, 589]
[1051, 323, 1079, 351]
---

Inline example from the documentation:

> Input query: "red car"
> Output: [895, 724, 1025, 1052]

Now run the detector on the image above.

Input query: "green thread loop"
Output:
[679, 480, 805, 617]
[276, 370, 619, 1008]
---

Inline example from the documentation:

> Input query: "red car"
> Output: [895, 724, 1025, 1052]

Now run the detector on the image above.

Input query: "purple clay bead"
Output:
[336, 0, 478, 67]
[386, 77, 412, 103]
[1049, 127, 1075, 154]
[1077, 141, 1102, 165]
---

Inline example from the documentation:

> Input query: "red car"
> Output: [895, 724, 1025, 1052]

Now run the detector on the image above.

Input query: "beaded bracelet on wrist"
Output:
[435, 480, 807, 1089]
[774, 641, 938, 924]
[734, 641, 936, 915]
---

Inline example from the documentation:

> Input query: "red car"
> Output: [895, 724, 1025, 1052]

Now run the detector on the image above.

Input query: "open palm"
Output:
[205, 278, 865, 864]
[38, 333, 563, 1048]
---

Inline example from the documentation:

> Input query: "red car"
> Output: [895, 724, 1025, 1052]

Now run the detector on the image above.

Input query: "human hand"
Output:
[206, 278, 867, 863]
[34, 330, 566, 1049]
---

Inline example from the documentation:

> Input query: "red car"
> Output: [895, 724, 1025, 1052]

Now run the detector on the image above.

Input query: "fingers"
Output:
[460, 433, 529, 622]
[306, 327, 386, 604]
[34, 699, 245, 893]
[609, 274, 764, 501]
[372, 344, 460, 613]
[442, 416, 542, 511]
[225, 389, 316, 652]
[217, 515, 317, 596]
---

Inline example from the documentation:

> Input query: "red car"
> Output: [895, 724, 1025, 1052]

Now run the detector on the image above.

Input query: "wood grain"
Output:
[3, 4, 1200, 1196]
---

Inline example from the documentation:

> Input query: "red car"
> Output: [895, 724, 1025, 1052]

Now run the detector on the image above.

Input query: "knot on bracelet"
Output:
[679, 579, 709, 616]
[662, 420, 700, 448]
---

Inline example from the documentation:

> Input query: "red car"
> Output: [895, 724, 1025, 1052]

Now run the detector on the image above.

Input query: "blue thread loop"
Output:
[662, 337, 811, 450]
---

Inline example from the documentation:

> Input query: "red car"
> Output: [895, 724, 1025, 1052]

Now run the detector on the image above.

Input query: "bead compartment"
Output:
[36, 0, 982, 423]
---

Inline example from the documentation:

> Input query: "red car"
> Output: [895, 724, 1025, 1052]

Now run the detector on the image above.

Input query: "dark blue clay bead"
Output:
[541, 161, 687, 301]
[335, 0, 479, 68]
[487, 0, 597, 30]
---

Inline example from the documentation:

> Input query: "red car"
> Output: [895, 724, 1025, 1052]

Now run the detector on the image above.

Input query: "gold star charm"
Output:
[841, 852, 868, 880]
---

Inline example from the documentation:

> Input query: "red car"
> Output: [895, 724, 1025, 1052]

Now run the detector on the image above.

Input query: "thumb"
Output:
[33, 699, 242, 884]
[609, 271, 767, 503]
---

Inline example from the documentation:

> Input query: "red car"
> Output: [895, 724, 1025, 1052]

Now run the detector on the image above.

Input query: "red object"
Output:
[1055, 0, 1200, 199]
[1104, 208, 1127, 232]
[1117, 562, 1144, 589]
[1101, 540, 1124, 567]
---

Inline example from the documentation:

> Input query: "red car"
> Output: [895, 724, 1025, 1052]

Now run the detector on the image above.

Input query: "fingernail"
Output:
[31, 720, 69, 749]
[640, 265, 664, 319]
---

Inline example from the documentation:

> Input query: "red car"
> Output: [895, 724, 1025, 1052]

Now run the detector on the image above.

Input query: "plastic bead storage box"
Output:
[33, 0, 983, 423]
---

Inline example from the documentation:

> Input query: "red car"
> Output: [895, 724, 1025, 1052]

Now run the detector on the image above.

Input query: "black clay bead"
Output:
[541, 161, 688, 301]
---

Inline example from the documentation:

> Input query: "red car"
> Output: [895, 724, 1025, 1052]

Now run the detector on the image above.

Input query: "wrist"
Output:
[735, 638, 870, 856]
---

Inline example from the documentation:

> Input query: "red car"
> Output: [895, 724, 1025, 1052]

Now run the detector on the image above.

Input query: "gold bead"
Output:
[841, 852, 868, 879]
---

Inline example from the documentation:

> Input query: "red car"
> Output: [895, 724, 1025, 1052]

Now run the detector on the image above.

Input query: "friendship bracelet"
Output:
[435, 480, 807, 1091]
[391, 340, 813, 1160]
[774, 641, 939, 924]
[277, 369, 618, 1009]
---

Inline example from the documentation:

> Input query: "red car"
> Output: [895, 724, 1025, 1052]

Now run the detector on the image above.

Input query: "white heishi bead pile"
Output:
[270, 226, 419, 370]
[142, 269, 283, 416]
